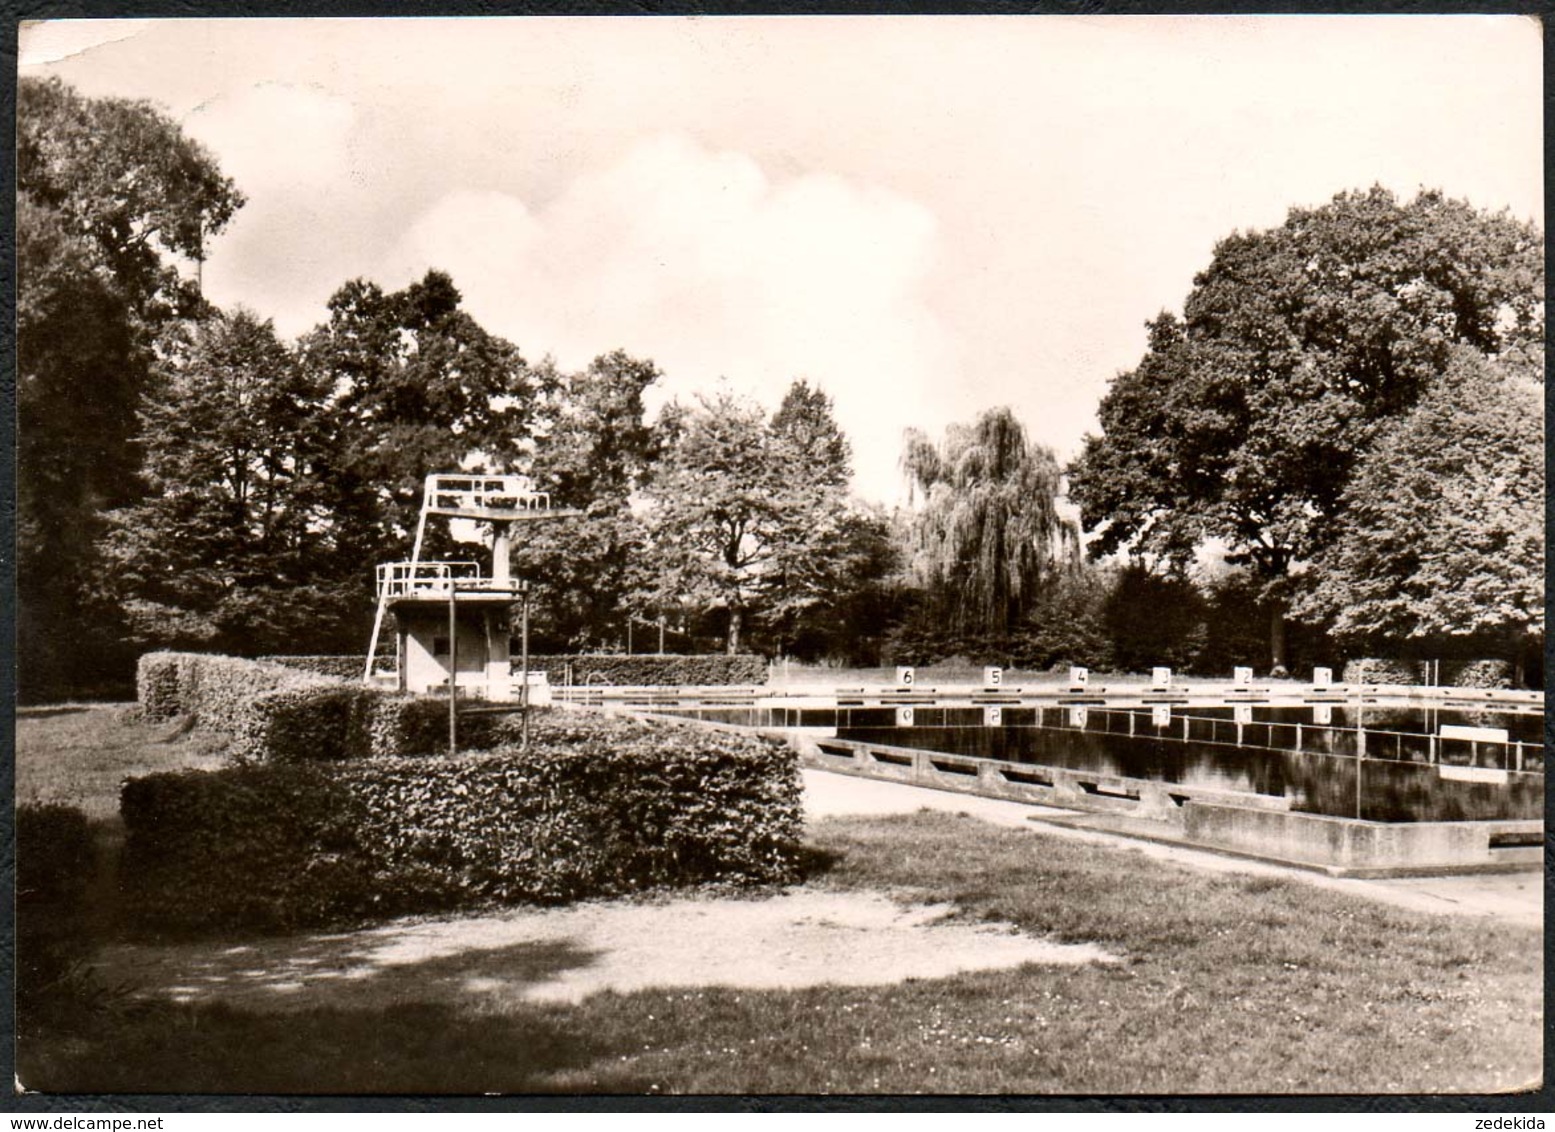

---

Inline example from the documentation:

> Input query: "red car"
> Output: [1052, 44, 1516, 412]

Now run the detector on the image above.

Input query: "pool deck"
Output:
[802, 767, 1545, 928]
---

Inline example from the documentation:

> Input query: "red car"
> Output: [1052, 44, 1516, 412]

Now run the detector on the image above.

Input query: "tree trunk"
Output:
[727, 607, 742, 655]
[1269, 601, 1288, 676]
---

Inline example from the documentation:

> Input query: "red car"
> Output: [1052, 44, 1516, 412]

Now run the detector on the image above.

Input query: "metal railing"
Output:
[568, 696, 1542, 775]
[988, 705, 1543, 775]
[375, 560, 481, 599]
[424, 473, 550, 512]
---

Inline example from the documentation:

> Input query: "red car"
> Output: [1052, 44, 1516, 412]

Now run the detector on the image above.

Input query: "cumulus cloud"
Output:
[382, 133, 955, 502]
[183, 81, 357, 191]
[181, 82, 374, 335]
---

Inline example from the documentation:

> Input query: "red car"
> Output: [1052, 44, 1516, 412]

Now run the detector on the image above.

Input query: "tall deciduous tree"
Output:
[1293, 347, 1544, 665]
[900, 406, 1077, 643]
[1067, 187, 1543, 671]
[299, 271, 551, 574]
[97, 311, 349, 653]
[514, 351, 661, 650]
[639, 384, 856, 654]
[18, 76, 244, 326]
[17, 76, 244, 696]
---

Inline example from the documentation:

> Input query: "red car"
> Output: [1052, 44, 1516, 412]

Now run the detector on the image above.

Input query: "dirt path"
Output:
[99, 890, 1115, 1012]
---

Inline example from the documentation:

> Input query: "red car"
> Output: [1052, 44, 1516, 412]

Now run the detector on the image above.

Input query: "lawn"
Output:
[13, 706, 1544, 1096]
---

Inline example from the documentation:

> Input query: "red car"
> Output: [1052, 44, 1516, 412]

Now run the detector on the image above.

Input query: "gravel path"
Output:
[99, 890, 1115, 1011]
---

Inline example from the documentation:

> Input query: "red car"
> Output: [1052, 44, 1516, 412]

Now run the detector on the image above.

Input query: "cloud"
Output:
[183, 81, 356, 192]
[182, 82, 371, 332]
[383, 133, 954, 501]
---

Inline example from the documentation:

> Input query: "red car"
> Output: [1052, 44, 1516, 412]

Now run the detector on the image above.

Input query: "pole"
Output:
[520, 582, 531, 752]
[448, 581, 457, 756]
[1355, 705, 1365, 821]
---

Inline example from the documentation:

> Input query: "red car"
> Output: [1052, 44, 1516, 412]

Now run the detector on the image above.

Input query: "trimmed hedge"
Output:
[233, 684, 506, 765]
[233, 683, 504, 764]
[252, 653, 771, 686]
[16, 803, 97, 996]
[260, 655, 368, 680]
[1439, 659, 1513, 689]
[1341, 657, 1515, 689]
[138, 652, 503, 763]
[526, 654, 768, 686]
[1341, 658, 1421, 686]
[120, 710, 804, 933]
[136, 651, 339, 727]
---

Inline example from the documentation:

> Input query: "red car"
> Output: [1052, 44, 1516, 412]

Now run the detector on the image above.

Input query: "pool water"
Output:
[653, 701, 1544, 823]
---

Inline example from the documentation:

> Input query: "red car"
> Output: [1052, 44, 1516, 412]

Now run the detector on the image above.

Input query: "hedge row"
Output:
[1341, 658, 1514, 689]
[119, 710, 804, 933]
[16, 803, 98, 997]
[233, 683, 503, 764]
[527, 654, 769, 686]
[255, 649, 771, 684]
[257, 653, 770, 686]
[260, 655, 367, 680]
[1438, 659, 1514, 689]
[138, 652, 502, 763]
[1341, 659, 1419, 686]
[136, 652, 339, 727]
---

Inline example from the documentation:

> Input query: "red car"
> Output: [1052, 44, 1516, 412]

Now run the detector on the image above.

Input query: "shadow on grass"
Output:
[792, 842, 843, 881]
[17, 997, 632, 1095]
[96, 930, 606, 1015]
[19, 934, 631, 1094]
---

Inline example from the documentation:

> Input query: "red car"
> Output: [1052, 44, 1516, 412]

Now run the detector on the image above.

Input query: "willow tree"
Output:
[900, 407, 1078, 644]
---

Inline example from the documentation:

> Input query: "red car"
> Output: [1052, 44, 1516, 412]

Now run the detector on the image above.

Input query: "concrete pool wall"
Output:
[562, 680, 1543, 876]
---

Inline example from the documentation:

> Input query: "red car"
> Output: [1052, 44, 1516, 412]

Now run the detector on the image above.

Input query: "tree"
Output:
[778, 504, 900, 664]
[639, 384, 856, 654]
[96, 311, 351, 654]
[514, 351, 662, 650]
[17, 76, 244, 696]
[1101, 564, 1207, 673]
[770, 378, 852, 491]
[1068, 186, 1543, 671]
[1009, 562, 1115, 672]
[1292, 346, 1543, 666]
[18, 76, 244, 326]
[900, 407, 1077, 645]
[300, 271, 551, 572]
[762, 381, 861, 653]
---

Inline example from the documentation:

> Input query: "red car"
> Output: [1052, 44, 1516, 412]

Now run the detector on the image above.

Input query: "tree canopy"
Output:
[299, 270, 550, 566]
[17, 77, 245, 696]
[18, 76, 244, 325]
[900, 406, 1076, 643]
[98, 311, 351, 653]
[513, 351, 662, 650]
[1067, 186, 1544, 668]
[1292, 346, 1544, 653]
[639, 384, 857, 654]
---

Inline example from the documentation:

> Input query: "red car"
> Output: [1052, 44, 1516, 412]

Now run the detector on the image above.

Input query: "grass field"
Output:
[14, 706, 1544, 1096]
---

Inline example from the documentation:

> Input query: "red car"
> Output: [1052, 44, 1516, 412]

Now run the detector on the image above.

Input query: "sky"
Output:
[18, 15, 1544, 504]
